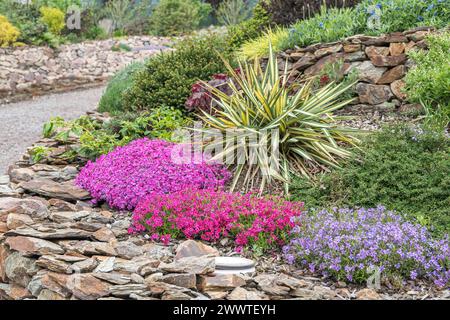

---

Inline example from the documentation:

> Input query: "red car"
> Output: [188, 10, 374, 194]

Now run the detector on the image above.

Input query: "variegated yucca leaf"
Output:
[196, 43, 360, 194]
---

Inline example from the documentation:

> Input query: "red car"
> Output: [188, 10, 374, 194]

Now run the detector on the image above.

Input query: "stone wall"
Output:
[280, 26, 438, 114]
[0, 36, 172, 104]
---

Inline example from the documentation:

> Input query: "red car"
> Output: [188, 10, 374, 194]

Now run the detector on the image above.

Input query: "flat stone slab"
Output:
[0, 175, 10, 184]
[20, 179, 90, 201]
[215, 257, 255, 270]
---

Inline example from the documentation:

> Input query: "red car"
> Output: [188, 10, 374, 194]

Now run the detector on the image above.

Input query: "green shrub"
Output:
[151, 0, 212, 36]
[106, 107, 192, 142]
[404, 32, 450, 129]
[124, 35, 231, 112]
[226, 1, 271, 49]
[239, 27, 289, 60]
[291, 125, 450, 236]
[82, 25, 108, 40]
[98, 62, 145, 114]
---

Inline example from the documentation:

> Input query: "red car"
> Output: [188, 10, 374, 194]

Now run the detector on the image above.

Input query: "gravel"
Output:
[0, 87, 105, 174]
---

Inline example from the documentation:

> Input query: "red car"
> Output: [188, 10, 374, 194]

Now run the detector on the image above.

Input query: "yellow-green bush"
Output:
[239, 27, 288, 60]
[39, 6, 65, 35]
[0, 15, 20, 47]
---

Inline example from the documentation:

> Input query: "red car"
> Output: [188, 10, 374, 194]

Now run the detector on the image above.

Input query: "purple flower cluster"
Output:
[75, 138, 231, 210]
[283, 206, 450, 287]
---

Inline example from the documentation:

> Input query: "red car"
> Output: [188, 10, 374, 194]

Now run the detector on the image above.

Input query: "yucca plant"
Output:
[196, 44, 359, 194]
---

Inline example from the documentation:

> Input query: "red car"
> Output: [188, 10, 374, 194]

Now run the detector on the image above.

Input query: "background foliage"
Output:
[151, 0, 212, 36]
[262, 0, 361, 26]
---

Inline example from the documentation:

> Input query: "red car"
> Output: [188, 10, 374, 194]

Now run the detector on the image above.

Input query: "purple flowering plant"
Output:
[283, 206, 450, 287]
[76, 138, 231, 210]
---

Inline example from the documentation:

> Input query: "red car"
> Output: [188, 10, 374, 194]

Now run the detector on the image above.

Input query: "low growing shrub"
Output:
[110, 106, 192, 141]
[1, 1, 51, 46]
[76, 138, 231, 210]
[283, 206, 450, 287]
[124, 35, 232, 112]
[291, 125, 450, 236]
[98, 62, 145, 114]
[239, 27, 289, 60]
[130, 189, 303, 252]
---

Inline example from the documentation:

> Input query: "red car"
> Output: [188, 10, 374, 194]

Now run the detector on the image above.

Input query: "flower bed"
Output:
[76, 138, 231, 210]
[129, 189, 304, 252]
[283, 206, 450, 287]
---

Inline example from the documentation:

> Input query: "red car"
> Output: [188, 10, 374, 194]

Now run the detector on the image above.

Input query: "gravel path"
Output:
[0, 87, 105, 174]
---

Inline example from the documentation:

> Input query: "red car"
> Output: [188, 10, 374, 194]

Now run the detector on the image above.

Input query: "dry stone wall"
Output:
[0, 36, 172, 103]
[280, 26, 438, 114]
